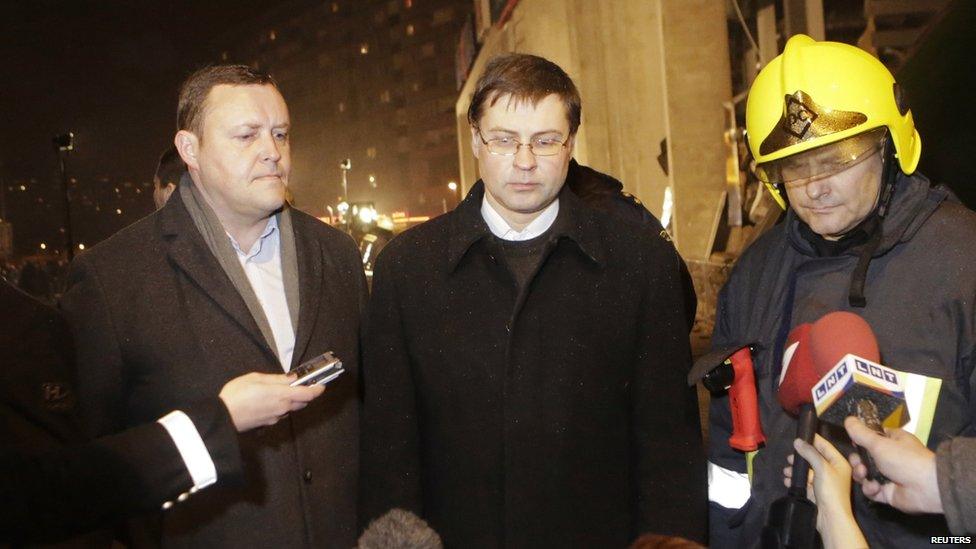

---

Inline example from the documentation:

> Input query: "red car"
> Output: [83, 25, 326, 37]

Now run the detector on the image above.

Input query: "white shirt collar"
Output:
[480, 196, 559, 241]
[227, 216, 278, 261]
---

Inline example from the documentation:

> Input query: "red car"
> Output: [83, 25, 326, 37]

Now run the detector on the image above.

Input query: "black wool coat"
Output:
[361, 182, 706, 547]
[60, 197, 367, 548]
[2, 280, 242, 545]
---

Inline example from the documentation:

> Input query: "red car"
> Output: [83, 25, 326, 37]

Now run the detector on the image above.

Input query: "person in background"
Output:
[153, 144, 185, 209]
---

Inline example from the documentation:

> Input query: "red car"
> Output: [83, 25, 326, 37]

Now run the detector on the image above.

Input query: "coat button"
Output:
[177, 492, 189, 502]
[505, 323, 511, 333]
[488, 254, 497, 263]
[303, 470, 313, 484]
[161, 501, 174, 510]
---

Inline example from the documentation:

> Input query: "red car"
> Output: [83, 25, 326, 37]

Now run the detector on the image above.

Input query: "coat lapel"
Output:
[290, 214, 329, 368]
[158, 198, 278, 364]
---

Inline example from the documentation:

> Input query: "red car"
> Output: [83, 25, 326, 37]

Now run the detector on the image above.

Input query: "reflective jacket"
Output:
[708, 173, 976, 548]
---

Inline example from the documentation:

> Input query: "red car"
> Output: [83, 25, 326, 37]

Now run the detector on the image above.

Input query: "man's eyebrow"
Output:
[483, 127, 564, 137]
[229, 122, 290, 131]
[231, 123, 263, 131]
[483, 127, 518, 135]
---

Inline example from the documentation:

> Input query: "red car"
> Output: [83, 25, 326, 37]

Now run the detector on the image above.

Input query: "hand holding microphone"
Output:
[219, 372, 325, 432]
[844, 416, 942, 515]
[761, 324, 819, 549]
[783, 434, 868, 549]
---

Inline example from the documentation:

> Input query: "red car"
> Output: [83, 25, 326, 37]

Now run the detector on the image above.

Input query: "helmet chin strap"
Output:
[876, 133, 899, 219]
[848, 132, 899, 308]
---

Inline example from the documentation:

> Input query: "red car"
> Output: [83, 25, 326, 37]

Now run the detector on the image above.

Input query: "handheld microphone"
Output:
[808, 311, 908, 481]
[358, 508, 443, 549]
[761, 326, 818, 549]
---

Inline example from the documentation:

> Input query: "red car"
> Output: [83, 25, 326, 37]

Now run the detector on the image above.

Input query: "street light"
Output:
[448, 181, 460, 207]
[53, 132, 75, 261]
[339, 158, 352, 203]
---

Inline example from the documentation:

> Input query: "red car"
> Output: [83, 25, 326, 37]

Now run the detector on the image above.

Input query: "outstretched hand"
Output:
[844, 416, 942, 514]
[783, 434, 868, 549]
[219, 372, 325, 432]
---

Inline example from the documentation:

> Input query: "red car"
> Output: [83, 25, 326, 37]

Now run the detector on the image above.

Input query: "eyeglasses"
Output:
[476, 129, 570, 157]
[755, 127, 887, 186]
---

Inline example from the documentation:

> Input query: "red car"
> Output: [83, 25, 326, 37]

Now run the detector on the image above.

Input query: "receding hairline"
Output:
[190, 82, 287, 137]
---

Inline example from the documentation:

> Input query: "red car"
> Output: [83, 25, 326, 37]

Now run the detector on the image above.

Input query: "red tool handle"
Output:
[727, 347, 765, 451]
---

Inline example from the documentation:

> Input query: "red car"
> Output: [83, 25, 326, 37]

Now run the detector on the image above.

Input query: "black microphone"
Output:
[761, 326, 818, 549]
[358, 508, 443, 549]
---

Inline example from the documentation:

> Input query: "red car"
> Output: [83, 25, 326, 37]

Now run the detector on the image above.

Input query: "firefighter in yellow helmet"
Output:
[705, 34, 976, 548]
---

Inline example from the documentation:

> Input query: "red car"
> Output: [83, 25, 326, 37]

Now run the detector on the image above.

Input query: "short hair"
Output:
[467, 53, 581, 134]
[177, 64, 278, 136]
[154, 145, 185, 188]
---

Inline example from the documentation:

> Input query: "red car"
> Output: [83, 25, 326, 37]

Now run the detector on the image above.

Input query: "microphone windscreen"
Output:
[777, 324, 818, 415]
[808, 311, 880, 376]
[358, 509, 443, 549]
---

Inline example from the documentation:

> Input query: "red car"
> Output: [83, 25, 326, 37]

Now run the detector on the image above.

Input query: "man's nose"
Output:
[803, 178, 830, 200]
[261, 133, 282, 163]
[513, 143, 537, 170]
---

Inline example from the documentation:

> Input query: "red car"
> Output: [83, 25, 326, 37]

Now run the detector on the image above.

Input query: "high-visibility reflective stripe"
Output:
[708, 460, 751, 509]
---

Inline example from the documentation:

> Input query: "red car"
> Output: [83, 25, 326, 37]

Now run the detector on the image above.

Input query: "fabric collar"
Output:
[480, 194, 560, 241]
[177, 175, 300, 347]
[228, 216, 278, 259]
[797, 210, 878, 257]
[447, 180, 605, 272]
[787, 172, 948, 258]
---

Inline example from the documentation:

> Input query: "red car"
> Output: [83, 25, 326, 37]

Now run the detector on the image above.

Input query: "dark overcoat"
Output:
[361, 182, 706, 547]
[60, 196, 366, 548]
[2, 281, 240, 545]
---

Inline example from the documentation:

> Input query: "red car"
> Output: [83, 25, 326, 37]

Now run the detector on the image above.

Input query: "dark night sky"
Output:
[0, 0, 313, 253]
[0, 1, 288, 181]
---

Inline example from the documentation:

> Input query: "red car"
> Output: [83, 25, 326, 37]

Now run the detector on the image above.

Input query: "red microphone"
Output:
[808, 311, 905, 481]
[808, 311, 880, 371]
[777, 323, 814, 415]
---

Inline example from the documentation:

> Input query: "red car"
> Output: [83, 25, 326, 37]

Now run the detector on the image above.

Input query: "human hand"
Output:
[844, 416, 942, 514]
[219, 372, 325, 432]
[784, 434, 867, 548]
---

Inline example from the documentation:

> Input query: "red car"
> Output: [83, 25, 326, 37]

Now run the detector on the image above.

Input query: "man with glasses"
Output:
[360, 53, 705, 547]
[707, 35, 976, 547]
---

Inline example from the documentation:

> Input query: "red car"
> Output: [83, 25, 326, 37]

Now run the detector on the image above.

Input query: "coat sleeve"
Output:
[359, 248, 424, 528]
[706, 272, 752, 548]
[937, 437, 976, 535]
[632, 244, 707, 543]
[59, 253, 127, 438]
[0, 398, 242, 545]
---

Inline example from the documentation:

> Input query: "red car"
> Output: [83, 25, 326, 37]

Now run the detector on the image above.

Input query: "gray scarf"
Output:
[179, 175, 300, 362]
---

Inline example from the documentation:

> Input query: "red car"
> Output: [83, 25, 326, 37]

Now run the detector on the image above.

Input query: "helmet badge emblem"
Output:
[759, 90, 867, 156]
[786, 94, 818, 138]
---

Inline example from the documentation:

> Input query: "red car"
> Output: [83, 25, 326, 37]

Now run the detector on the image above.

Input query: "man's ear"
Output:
[470, 126, 481, 160]
[174, 130, 200, 171]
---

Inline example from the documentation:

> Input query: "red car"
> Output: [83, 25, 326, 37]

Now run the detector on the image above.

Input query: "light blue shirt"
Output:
[227, 216, 295, 371]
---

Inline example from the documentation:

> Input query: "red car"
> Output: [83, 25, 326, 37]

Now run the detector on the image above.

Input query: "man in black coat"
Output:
[360, 53, 706, 547]
[61, 65, 366, 547]
[1, 279, 325, 545]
